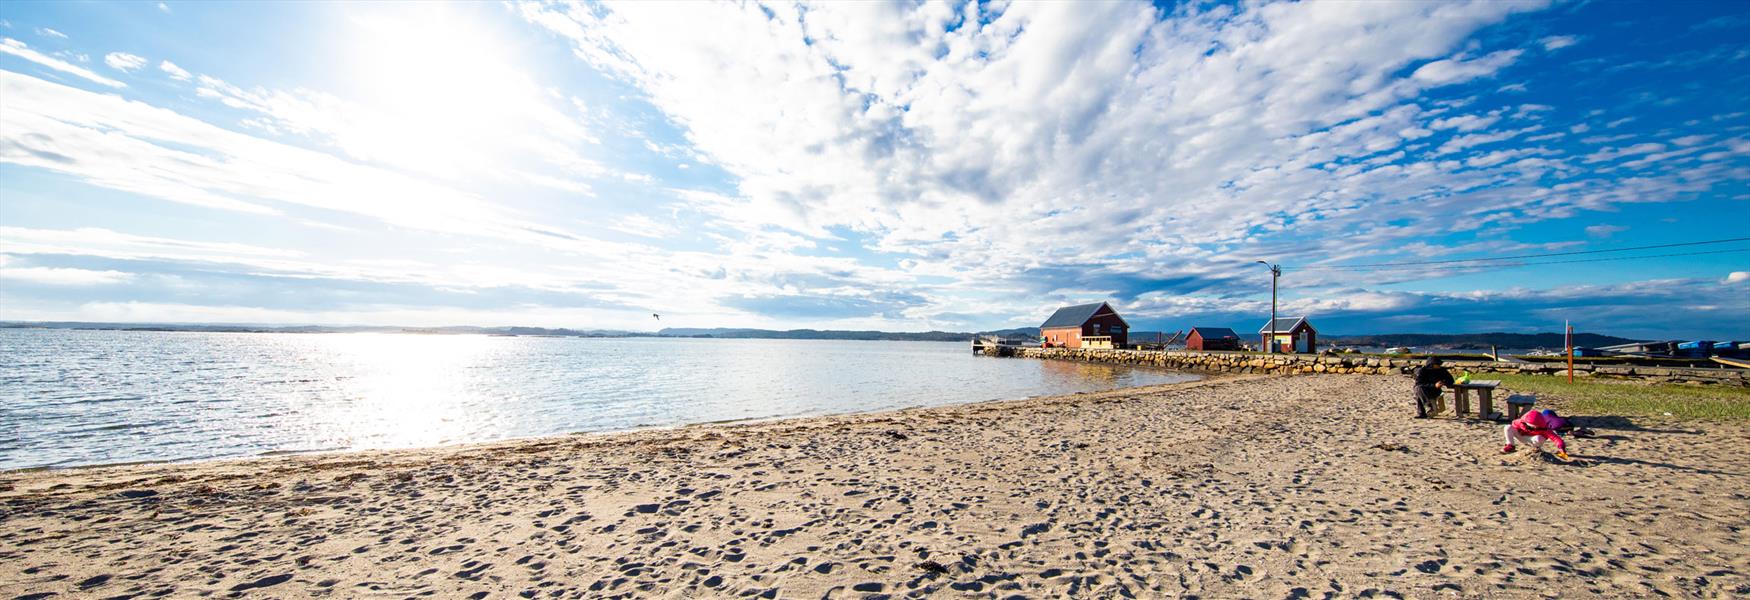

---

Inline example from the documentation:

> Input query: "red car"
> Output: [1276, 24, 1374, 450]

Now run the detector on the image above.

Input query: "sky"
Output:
[0, 0, 1746, 339]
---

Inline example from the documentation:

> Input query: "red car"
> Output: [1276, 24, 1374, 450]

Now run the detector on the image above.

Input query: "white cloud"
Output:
[610, 214, 681, 239]
[0, 301, 659, 329]
[1580, 133, 1634, 145]
[0, 38, 126, 87]
[501, 0, 1750, 329]
[1584, 224, 1625, 238]
[0, 69, 622, 248]
[158, 2, 170, 13]
[0, 64, 932, 327]
[0, 266, 135, 286]
[34, 27, 67, 40]
[1726, 272, 1750, 285]
[0, 226, 303, 264]
[1411, 50, 1523, 86]
[521, 1, 1555, 257]
[103, 51, 146, 72]
[0, 225, 676, 307]
[6, 0, 1742, 332]
[158, 59, 190, 80]
[1437, 127, 1532, 154]
[1583, 142, 1665, 164]
[0, 222, 925, 329]
[169, 10, 608, 188]
[1464, 148, 1533, 168]
[1540, 35, 1579, 50]
[1430, 114, 1500, 132]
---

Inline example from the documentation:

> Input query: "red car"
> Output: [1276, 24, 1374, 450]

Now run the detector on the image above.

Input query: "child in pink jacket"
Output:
[1502, 409, 1571, 460]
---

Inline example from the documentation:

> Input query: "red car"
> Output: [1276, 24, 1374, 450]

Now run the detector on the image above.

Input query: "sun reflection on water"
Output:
[303, 333, 502, 451]
[0, 331, 1201, 469]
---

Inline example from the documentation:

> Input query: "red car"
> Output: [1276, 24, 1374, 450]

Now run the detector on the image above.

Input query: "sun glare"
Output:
[339, 6, 552, 177]
[306, 333, 502, 450]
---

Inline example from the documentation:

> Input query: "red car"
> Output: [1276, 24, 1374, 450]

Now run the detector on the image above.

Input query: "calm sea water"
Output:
[0, 329, 1196, 470]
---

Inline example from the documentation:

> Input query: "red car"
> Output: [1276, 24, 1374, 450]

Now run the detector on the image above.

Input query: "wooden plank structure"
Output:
[1451, 380, 1501, 419]
[1506, 395, 1537, 420]
[1713, 356, 1750, 369]
[971, 335, 1025, 355]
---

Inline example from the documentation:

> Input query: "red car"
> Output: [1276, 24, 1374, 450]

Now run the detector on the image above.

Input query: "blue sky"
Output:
[0, 1, 1746, 338]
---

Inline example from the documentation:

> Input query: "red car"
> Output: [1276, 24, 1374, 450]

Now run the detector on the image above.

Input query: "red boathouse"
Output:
[1040, 302, 1129, 349]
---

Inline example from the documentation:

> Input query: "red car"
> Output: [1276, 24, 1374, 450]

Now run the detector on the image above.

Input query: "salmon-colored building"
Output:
[1040, 302, 1129, 349]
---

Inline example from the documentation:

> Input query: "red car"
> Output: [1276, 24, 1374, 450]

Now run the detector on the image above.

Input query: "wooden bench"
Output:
[1452, 380, 1501, 419]
[1506, 395, 1537, 420]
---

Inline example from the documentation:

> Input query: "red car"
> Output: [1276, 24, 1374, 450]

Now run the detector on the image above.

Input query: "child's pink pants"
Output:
[1503, 425, 1548, 448]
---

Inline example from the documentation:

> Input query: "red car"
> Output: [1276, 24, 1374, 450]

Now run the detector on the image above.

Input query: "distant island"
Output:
[0, 321, 1036, 342]
[1103, 331, 1641, 350]
[1324, 332, 1642, 350]
[1, 321, 1653, 348]
[654, 327, 1041, 341]
[0, 321, 643, 338]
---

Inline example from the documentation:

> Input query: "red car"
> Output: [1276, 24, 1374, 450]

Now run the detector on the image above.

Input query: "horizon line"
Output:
[0, 319, 1689, 341]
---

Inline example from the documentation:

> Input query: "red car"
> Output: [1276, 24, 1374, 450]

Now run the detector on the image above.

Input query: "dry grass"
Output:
[1496, 373, 1750, 419]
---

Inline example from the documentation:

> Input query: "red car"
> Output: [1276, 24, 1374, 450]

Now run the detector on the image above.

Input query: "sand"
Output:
[2, 373, 1747, 599]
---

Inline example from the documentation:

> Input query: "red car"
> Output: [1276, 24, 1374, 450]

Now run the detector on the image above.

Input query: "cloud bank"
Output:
[0, 0, 1745, 337]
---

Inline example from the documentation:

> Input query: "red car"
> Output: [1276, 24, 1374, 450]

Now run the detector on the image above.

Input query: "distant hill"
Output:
[1326, 332, 1642, 349]
[1, 322, 1653, 348]
[2, 321, 1035, 341]
[0, 322, 639, 337]
[656, 327, 1039, 341]
[399, 326, 639, 337]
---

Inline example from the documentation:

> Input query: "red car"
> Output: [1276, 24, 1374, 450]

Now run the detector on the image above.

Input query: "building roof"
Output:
[1190, 327, 1239, 340]
[1040, 302, 1127, 329]
[1258, 316, 1314, 334]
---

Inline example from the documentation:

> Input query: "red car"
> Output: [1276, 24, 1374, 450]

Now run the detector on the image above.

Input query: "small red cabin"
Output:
[1040, 302, 1128, 349]
[1187, 327, 1241, 351]
[1259, 316, 1317, 353]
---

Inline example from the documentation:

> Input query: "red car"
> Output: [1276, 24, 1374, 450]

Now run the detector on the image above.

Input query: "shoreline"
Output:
[2, 374, 1212, 476]
[4, 373, 1746, 598]
[2, 375, 1224, 481]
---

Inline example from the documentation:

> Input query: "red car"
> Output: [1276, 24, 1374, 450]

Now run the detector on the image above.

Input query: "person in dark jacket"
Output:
[1412, 356, 1455, 418]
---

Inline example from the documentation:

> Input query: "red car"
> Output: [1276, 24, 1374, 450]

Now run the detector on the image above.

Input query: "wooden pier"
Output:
[971, 336, 1028, 356]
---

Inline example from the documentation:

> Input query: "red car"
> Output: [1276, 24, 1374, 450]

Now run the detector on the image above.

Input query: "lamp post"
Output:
[1256, 260, 1280, 353]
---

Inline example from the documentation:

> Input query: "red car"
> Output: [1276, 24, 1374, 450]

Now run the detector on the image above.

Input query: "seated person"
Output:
[1411, 357, 1454, 418]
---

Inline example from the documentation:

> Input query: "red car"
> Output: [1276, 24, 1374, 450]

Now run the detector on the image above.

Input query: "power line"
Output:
[1288, 236, 1750, 271]
[1288, 248, 1749, 272]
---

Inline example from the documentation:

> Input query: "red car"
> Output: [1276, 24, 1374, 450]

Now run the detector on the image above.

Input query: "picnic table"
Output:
[1451, 380, 1501, 419]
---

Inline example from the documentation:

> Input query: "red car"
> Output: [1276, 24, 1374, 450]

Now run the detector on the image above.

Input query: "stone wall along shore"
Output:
[990, 347, 1750, 387]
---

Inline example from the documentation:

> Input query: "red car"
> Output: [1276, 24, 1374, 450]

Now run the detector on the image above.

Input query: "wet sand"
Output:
[2, 374, 1746, 598]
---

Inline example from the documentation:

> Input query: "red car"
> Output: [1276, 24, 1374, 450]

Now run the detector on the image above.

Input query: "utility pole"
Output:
[1256, 260, 1280, 353]
[1566, 320, 1575, 383]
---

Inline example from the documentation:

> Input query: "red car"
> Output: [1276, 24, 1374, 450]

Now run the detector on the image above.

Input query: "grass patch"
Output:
[1494, 373, 1750, 419]
[1512, 355, 1721, 368]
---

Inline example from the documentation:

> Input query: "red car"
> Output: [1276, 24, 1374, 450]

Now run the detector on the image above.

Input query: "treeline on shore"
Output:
[1328, 332, 1640, 349]
[4, 321, 1647, 347]
[0, 321, 1041, 341]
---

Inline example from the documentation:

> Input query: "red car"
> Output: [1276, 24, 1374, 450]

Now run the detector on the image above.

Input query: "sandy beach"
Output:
[3, 373, 1747, 599]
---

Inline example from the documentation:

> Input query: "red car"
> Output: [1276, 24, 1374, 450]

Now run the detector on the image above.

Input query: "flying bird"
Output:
[652, 313, 661, 321]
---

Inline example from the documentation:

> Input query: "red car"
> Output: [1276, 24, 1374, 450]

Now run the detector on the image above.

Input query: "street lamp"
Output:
[1256, 260, 1280, 353]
